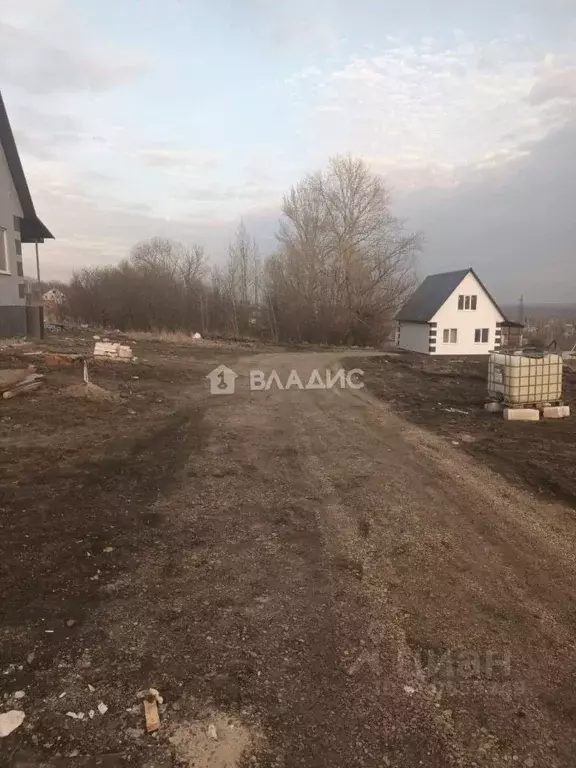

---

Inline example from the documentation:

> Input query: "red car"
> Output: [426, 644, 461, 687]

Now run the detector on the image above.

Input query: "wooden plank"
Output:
[144, 698, 160, 733]
[3, 382, 43, 400]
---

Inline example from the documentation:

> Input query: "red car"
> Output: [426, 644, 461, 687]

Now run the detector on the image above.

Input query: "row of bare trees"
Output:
[63, 157, 421, 345]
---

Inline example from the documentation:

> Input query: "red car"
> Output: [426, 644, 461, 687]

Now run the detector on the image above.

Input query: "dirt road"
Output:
[4, 348, 576, 767]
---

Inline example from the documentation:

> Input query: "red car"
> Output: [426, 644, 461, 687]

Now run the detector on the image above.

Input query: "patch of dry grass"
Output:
[127, 329, 216, 345]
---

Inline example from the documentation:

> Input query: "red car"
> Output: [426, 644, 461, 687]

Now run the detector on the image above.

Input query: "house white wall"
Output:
[397, 321, 430, 353]
[0, 137, 24, 306]
[431, 271, 504, 355]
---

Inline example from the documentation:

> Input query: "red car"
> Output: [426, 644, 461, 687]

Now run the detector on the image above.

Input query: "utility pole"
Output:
[517, 294, 525, 347]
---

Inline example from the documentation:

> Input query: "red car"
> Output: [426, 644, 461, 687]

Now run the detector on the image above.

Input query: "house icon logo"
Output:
[206, 365, 238, 395]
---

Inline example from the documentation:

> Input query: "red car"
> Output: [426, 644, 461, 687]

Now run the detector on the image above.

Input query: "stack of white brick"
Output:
[94, 342, 134, 360]
[502, 405, 571, 421]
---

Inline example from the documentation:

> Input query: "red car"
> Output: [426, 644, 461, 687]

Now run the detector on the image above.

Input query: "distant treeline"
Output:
[47, 157, 421, 347]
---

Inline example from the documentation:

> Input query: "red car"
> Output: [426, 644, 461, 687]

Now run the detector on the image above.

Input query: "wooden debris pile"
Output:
[0, 368, 45, 400]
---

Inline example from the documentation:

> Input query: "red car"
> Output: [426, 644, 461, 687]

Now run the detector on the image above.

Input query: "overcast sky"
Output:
[1, 0, 575, 302]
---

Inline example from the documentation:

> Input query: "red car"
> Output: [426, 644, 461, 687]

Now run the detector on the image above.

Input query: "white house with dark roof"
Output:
[395, 268, 506, 355]
[0, 91, 53, 336]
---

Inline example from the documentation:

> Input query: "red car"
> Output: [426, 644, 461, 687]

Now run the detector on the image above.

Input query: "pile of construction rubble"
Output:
[94, 341, 135, 361]
[0, 369, 44, 399]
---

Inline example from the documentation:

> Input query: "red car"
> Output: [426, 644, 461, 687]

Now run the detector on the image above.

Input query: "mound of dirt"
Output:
[63, 382, 119, 402]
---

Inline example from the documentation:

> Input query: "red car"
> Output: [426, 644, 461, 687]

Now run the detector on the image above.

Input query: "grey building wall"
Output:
[0, 135, 25, 308]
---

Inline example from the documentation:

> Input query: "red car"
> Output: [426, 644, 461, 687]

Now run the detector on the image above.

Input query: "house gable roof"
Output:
[0, 91, 53, 243]
[396, 268, 505, 323]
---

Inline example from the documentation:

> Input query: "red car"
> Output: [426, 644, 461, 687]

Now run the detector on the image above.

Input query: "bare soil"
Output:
[2, 340, 576, 767]
[347, 352, 576, 508]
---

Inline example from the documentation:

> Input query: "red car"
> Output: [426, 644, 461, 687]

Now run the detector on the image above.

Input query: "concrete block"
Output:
[543, 405, 570, 419]
[504, 408, 540, 421]
[484, 401, 504, 412]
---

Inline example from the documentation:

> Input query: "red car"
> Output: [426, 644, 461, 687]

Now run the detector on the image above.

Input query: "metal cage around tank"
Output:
[487, 350, 563, 407]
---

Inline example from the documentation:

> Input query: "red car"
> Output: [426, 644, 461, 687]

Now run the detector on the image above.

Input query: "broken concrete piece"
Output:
[503, 408, 540, 421]
[0, 710, 25, 737]
[193, 333, 202, 340]
[207, 724, 218, 741]
[94, 342, 133, 361]
[542, 405, 570, 419]
[97, 703, 108, 715]
[148, 688, 163, 704]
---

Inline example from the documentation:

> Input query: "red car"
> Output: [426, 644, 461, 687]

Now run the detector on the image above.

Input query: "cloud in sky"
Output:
[0, 20, 148, 95]
[135, 148, 220, 171]
[289, 38, 572, 177]
[2, 0, 576, 301]
[529, 60, 576, 105]
[397, 115, 576, 303]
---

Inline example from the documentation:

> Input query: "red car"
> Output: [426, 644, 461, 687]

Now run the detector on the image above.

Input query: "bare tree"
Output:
[224, 222, 262, 336]
[131, 237, 181, 277]
[267, 155, 420, 344]
[179, 244, 207, 287]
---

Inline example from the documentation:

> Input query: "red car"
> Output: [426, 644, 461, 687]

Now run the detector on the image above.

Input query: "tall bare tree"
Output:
[266, 155, 420, 344]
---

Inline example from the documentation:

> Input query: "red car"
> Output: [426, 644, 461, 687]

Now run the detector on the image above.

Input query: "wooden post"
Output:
[35, 240, 41, 286]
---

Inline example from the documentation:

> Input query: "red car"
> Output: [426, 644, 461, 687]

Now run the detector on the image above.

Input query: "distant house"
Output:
[395, 268, 508, 355]
[43, 288, 67, 324]
[0, 91, 53, 336]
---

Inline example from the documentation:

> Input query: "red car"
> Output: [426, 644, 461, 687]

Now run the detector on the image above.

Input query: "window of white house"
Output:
[0, 228, 8, 273]
[458, 294, 477, 310]
[474, 328, 489, 343]
[443, 328, 458, 343]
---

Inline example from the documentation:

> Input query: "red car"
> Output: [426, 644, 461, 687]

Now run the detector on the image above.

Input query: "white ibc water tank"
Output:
[488, 351, 563, 406]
